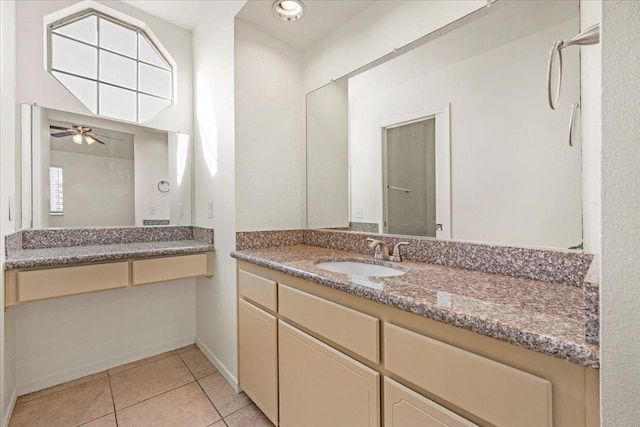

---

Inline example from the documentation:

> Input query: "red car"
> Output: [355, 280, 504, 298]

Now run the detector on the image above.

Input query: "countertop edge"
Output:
[5, 244, 215, 270]
[231, 250, 600, 370]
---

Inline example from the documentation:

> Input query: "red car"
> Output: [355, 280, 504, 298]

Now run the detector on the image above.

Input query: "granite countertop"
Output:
[231, 244, 599, 369]
[5, 240, 214, 270]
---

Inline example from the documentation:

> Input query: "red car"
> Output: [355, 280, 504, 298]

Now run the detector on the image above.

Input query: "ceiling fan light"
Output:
[85, 135, 96, 145]
[273, 0, 304, 21]
[73, 134, 83, 144]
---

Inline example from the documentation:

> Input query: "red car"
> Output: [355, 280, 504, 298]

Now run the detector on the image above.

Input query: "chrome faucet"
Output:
[367, 238, 390, 261]
[390, 242, 409, 262]
[366, 239, 409, 262]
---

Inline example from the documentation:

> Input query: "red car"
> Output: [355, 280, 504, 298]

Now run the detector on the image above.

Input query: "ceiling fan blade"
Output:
[89, 136, 106, 145]
[91, 133, 124, 141]
[50, 125, 75, 131]
[50, 131, 76, 138]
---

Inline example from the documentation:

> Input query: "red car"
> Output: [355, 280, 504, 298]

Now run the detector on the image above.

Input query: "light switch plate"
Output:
[208, 201, 213, 219]
[179, 203, 184, 218]
[354, 207, 363, 218]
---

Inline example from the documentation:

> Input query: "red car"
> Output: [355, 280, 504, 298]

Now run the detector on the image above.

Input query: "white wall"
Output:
[601, 1, 640, 425]
[14, 280, 195, 394]
[234, 20, 304, 231]
[193, 0, 246, 388]
[168, 133, 193, 225]
[303, 0, 485, 93]
[134, 132, 170, 225]
[0, 0, 18, 423]
[306, 79, 349, 229]
[348, 6, 581, 248]
[580, 1, 602, 254]
[15, 0, 193, 135]
[49, 150, 135, 227]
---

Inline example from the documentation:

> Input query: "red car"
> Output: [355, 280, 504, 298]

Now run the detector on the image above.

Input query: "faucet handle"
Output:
[366, 238, 383, 249]
[391, 242, 410, 262]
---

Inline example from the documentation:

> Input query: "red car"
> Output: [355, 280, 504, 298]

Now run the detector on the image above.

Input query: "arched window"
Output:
[47, 9, 174, 123]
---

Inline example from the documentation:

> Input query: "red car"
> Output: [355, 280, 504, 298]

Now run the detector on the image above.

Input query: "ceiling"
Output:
[236, 0, 375, 52]
[122, 0, 213, 31]
[124, 0, 375, 52]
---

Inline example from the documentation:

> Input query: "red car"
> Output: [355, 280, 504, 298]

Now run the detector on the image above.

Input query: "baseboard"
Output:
[17, 336, 195, 396]
[195, 337, 241, 393]
[3, 388, 17, 427]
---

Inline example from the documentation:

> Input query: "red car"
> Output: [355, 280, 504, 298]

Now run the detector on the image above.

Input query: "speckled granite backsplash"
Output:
[236, 230, 304, 250]
[236, 229, 593, 287]
[8, 225, 214, 251]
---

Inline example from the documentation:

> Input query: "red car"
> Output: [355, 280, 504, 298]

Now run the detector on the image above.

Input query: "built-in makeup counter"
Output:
[4, 226, 214, 308]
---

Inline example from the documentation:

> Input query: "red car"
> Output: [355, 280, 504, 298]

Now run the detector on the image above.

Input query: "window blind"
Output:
[50, 166, 64, 215]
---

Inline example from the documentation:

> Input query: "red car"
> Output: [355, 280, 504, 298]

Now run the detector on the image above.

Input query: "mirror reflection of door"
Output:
[384, 118, 436, 237]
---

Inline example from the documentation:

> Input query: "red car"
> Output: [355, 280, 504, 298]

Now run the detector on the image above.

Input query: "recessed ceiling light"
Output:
[272, 0, 305, 22]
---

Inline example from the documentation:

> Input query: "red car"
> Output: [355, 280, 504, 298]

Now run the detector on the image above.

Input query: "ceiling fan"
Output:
[49, 125, 123, 145]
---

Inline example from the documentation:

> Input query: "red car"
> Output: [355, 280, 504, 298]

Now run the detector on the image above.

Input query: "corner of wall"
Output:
[192, 0, 247, 386]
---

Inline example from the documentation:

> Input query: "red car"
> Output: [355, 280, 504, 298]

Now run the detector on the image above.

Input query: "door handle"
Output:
[387, 185, 412, 193]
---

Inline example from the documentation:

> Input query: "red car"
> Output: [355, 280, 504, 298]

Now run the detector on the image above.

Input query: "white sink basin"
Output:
[315, 261, 405, 277]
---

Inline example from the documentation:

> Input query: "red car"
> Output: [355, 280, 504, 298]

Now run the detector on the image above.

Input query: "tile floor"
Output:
[9, 344, 274, 427]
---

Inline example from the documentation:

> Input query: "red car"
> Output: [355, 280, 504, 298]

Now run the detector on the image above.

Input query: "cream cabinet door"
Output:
[238, 299, 278, 425]
[384, 378, 477, 427]
[278, 320, 380, 427]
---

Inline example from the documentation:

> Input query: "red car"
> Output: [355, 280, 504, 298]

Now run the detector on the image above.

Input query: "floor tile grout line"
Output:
[222, 400, 255, 420]
[197, 371, 218, 382]
[107, 373, 119, 427]
[107, 350, 178, 377]
[195, 377, 225, 423]
[195, 373, 253, 423]
[15, 375, 108, 407]
[114, 379, 198, 413]
[177, 348, 218, 380]
[176, 351, 201, 381]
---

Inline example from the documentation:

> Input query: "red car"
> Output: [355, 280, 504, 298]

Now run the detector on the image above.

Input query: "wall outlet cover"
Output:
[208, 201, 214, 219]
[149, 206, 155, 215]
[354, 207, 363, 218]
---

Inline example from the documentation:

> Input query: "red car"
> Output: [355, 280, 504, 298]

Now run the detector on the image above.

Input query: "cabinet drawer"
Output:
[384, 377, 477, 427]
[238, 299, 278, 425]
[278, 284, 379, 363]
[132, 253, 209, 286]
[384, 323, 552, 427]
[279, 321, 380, 427]
[18, 262, 129, 303]
[238, 269, 277, 311]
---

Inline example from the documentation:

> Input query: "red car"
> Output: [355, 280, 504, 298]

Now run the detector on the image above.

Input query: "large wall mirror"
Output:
[307, 0, 585, 249]
[19, 105, 193, 229]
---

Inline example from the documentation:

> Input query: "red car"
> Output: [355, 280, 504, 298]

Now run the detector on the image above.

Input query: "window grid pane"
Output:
[49, 10, 173, 123]
[50, 166, 64, 215]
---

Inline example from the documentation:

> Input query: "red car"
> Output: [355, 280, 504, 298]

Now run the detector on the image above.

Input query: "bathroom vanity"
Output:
[232, 237, 599, 427]
[4, 226, 214, 308]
